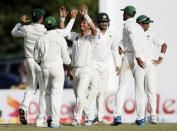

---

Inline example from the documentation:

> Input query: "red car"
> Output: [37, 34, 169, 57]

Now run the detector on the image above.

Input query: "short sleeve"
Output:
[152, 33, 164, 47]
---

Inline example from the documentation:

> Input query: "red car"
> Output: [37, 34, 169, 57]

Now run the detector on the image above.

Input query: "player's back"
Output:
[123, 18, 146, 60]
[38, 30, 70, 68]
[23, 23, 46, 58]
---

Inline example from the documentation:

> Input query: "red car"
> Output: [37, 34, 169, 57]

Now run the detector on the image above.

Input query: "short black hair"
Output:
[80, 16, 87, 22]
[32, 16, 43, 23]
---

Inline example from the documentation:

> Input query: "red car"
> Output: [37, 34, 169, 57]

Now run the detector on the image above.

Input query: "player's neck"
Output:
[81, 30, 90, 36]
[100, 29, 107, 34]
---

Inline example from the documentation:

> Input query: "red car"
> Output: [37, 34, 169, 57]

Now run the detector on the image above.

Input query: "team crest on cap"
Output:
[33, 12, 36, 16]
[103, 15, 107, 19]
[48, 19, 51, 24]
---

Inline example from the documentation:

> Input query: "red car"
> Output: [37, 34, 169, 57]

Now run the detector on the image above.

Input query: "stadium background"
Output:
[0, 0, 177, 124]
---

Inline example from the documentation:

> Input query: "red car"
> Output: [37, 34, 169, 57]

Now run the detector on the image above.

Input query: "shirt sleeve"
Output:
[152, 33, 164, 47]
[61, 37, 71, 65]
[11, 23, 26, 37]
[34, 39, 42, 63]
[127, 24, 142, 58]
[111, 39, 121, 67]
[56, 18, 75, 37]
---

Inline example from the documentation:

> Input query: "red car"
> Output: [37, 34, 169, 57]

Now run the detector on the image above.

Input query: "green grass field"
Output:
[1, 124, 177, 131]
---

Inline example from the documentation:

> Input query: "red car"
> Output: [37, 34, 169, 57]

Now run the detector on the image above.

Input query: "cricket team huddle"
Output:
[11, 4, 167, 128]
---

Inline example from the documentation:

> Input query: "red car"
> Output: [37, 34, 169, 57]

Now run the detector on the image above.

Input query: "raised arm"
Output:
[80, 5, 97, 36]
[58, 6, 68, 29]
[57, 9, 78, 37]
[11, 15, 29, 37]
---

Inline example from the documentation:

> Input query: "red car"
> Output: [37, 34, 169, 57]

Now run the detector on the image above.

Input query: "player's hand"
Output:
[115, 66, 120, 75]
[80, 5, 88, 16]
[136, 57, 146, 68]
[71, 9, 78, 19]
[118, 46, 124, 56]
[152, 57, 163, 65]
[67, 71, 73, 80]
[59, 6, 68, 18]
[66, 65, 73, 80]
[35, 63, 41, 72]
[20, 15, 30, 25]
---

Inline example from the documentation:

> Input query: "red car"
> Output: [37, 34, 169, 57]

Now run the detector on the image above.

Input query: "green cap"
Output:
[31, 8, 45, 18]
[44, 16, 57, 29]
[121, 5, 136, 16]
[144, 17, 154, 24]
[136, 15, 154, 24]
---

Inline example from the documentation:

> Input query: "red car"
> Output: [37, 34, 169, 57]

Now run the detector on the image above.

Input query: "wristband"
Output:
[84, 14, 92, 23]
[60, 17, 65, 22]
[159, 52, 165, 58]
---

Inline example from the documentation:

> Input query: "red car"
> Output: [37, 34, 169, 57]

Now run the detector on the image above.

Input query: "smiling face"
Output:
[80, 19, 90, 32]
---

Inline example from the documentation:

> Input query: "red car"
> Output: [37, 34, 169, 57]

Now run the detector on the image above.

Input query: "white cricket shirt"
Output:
[93, 28, 121, 67]
[11, 18, 75, 58]
[34, 30, 71, 68]
[67, 32, 95, 68]
[144, 30, 164, 62]
[122, 18, 146, 59]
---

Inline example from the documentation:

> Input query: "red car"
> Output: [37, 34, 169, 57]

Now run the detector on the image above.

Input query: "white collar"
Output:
[125, 18, 135, 24]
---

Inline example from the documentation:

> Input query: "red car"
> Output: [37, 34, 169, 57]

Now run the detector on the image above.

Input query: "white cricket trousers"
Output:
[134, 62, 156, 120]
[114, 53, 135, 117]
[72, 67, 92, 121]
[42, 65, 64, 125]
[85, 61, 109, 121]
[21, 58, 45, 120]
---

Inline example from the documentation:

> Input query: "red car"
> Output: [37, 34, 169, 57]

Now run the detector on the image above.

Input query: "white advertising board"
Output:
[0, 89, 176, 124]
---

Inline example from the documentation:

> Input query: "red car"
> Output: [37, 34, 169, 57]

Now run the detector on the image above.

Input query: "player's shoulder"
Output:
[71, 32, 79, 37]
[28, 23, 46, 31]
[125, 19, 139, 30]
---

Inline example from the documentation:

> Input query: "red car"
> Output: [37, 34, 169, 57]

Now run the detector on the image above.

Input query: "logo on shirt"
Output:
[96, 34, 101, 40]
[75, 36, 79, 41]
[147, 35, 150, 40]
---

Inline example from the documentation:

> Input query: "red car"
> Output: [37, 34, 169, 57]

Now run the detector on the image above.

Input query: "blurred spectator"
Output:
[0, 59, 28, 89]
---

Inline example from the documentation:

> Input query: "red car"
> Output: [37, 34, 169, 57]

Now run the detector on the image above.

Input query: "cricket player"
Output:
[85, 13, 121, 125]
[136, 15, 167, 124]
[11, 8, 77, 127]
[66, 5, 97, 126]
[114, 5, 146, 125]
[34, 16, 71, 128]
[11, 9, 46, 126]
[44, 9, 78, 127]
